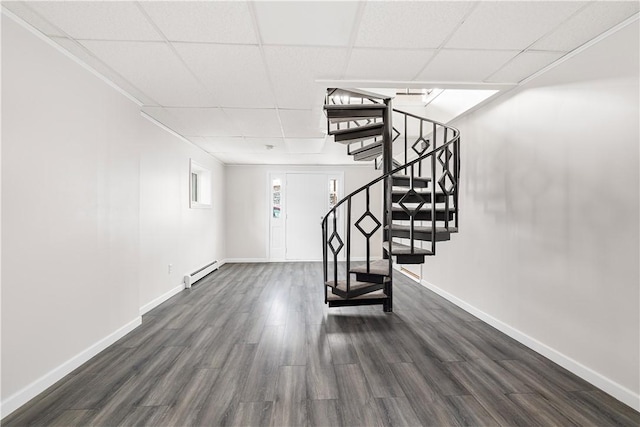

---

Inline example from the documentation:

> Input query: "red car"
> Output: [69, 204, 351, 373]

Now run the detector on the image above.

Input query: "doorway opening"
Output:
[268, 171, 344, 261]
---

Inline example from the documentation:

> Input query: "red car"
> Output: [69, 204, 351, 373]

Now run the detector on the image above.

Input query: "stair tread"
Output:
[391, 206, 450, 212]
[327, 288, 388, 301]
[330, 122, 384, 136]
[386, 242, 433, 256]
[385, 225, 456, 233]
[350, 260, 390, 277]
[351, 141, 383, 155]
[325, 279, 384, 292]
[329, 117, 382, 124]
[393, 174, 431, 182]
[355, 152, 383, 162]
[392, 189, 441, 195]
[324, 104, 386, 110]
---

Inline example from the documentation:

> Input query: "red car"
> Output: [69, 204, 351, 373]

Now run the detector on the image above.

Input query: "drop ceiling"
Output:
[3, 1, 638, 165]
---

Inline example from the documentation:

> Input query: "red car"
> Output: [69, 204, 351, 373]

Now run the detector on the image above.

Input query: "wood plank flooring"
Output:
[4, 262, 639, 426]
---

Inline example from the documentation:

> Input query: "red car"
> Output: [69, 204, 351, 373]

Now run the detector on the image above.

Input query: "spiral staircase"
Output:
[321, 88, 461, 312]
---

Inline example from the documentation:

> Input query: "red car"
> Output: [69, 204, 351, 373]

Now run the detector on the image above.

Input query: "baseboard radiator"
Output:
[184, 260, 218, 289]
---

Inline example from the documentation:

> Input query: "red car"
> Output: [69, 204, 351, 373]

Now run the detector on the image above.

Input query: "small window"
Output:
[272, 178, 281, 218]
[329, 178, 338, 210]
[191, 172, 199, 203]
[190, 159, 212, 208]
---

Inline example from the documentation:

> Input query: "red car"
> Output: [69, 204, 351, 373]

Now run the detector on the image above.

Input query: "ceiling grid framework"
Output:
[3, 0, 639, 164]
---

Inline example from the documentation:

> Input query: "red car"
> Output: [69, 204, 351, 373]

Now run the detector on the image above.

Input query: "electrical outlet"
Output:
[168, 264, 173, 274]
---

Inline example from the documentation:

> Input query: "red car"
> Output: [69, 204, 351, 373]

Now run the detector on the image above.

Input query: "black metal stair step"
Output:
[384, 225, 452, 242]
[391, 207, 454, 221]
[330, 123, 384, 144]
[392, 174, 431, 188]
[351, 142, 383, 161]
[384, 242, 433, 265]
[324, 104, 386, 122]
[349, 260, 390, 283]
[328, 117, 381, 125]
[326, 279, 385, 299]
[327, 288, 389, 308]
[385, 242, 433, 255]
[392, 190, 447, 203]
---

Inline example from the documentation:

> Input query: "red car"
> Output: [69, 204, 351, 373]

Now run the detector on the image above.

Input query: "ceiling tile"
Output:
[80, 40, 217, 107]
[279, 109, 325, 138]
[355, 2, 477, 49]
[285, 138, 326, 154]
[173, 43, 274, 108]
[139, 1, 257, 44]
[344, 48, 435, 81]
[445, 1, 586, 50]
[243, 137, 286, 152]
[2, 1, 66, 37]
[264, 46, 349, 109]
[531, 1, 640, 52]
[487, 51, 565, 83]
[418, 49, 518, 82]
[211, 136, 355, 164]
[142, 107, 240, 137]
[254, 1, 359, 46]
[52, 37, 158, 105]
[223, 108, 283, 138]
[28, 1, 163, 41]
[191, 137, 287, 157]
[190, 136, 248, 153]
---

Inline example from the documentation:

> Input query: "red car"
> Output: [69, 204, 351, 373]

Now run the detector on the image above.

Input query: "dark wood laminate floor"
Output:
[4, 262, 639, 426]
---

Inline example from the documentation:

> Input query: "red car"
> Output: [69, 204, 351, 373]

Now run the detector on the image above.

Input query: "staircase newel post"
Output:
[383, 98, 394, 312]
[322, 217, 328, 303]
[346, 198, 351, 293]
[454, 135, 460, 230]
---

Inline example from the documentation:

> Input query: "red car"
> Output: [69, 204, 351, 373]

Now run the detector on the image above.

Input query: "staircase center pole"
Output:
[383, 99, 394, 229]
[383, 98, 394, 312]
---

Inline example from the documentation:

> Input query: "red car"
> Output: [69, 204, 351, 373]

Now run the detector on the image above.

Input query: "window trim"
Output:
[189, 159, 212, 209]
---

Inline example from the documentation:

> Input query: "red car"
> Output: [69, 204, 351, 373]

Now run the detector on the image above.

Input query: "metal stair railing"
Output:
[326, 89, 388, 158]
[322, 96, 460, 302]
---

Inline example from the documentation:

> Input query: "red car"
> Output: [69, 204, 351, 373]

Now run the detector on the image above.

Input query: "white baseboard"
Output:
[139, 284, 185, 316]
[420, 279, 640, 412]
[0, 317, 142, 419]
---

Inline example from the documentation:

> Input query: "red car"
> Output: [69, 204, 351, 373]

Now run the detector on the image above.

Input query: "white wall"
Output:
[138, 122, 225, 311]
[421, 21, 639, 409]
[225, 164, 381, 261]
[1, 14, 225, 415]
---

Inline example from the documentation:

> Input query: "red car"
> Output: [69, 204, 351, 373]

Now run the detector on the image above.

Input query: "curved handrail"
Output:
[321, 112, 460, 227]
[392, 107, 450, 123]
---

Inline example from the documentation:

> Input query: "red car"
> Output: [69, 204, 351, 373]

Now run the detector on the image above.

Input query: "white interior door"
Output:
[285, 173, 328, 261]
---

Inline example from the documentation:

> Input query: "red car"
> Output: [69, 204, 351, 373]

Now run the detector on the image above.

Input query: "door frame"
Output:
[267, 170, 344, 262]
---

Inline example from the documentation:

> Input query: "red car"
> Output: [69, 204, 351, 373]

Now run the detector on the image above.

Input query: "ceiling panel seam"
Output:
[134, 1, 219, 109]
[339, 1, 366, 79]
[483, 2, 592, 82]
[518, 11, 640, 87]
[411, 1, 481, 82]
[248, 1, 286, 139]
[1, 5, 149, 107]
